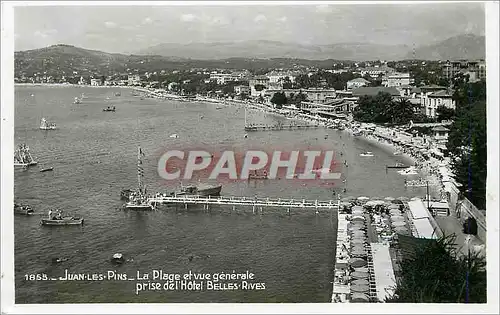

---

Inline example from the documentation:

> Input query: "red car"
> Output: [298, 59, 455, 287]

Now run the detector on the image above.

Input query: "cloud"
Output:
[34, 29, 58, 38]
[254, 14, 267, 23]
[142, 17, 153, 25]
[180, 13, 197, 22]
[277, 16, 287, 23]
[316, 4, 333, 14]
[104, 21, 117, 28]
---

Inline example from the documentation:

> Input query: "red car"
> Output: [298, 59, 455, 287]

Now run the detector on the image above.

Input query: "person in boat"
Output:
[48, 209, 53, 219]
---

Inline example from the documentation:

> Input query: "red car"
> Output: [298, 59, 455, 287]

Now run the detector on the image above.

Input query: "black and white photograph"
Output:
[1, 1, 498, 313]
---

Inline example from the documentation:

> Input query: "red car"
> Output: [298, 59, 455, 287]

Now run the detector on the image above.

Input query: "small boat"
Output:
[14, 144, 38, 168]
[103, 106, 116, 112]
[124, 196, 154, 210]
[120, 189, 134, 201]
[74, 97, 82, 104]
[41, 217, 84, 226]
[14, 203, 34, 215]
[359, 151, 374, 157]
[393, 151, 402, 156]
[398, 167, 418, 176]
[174, 183, 222, 197]
[40, 167, 54, 173]
[169, 133, 179, 139]
[114, 92, 121, 96]
[39, 118, 57, 130]
[386, 163, 409, 169]
[111, 253, 125, 264]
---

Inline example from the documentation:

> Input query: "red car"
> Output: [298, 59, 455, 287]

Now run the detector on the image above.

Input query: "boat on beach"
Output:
[14, 144, 38, 168]
[40, 118, 57, 130]
[398, 166, 418, 176]
[14, 203, 34, 215]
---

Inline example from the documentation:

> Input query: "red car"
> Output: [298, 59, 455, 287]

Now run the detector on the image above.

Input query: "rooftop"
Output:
[429, 90, 454, 97]
[348, 78, 370, 83]
[352, 86, 401, 97]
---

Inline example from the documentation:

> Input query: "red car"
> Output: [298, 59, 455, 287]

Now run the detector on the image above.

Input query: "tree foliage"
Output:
[353, 92, 418, 125]
[436, 106, 456, 122]
[387, 234, 486, 303]
[447, 80, 486, 209]
[270, 92, 287, 109]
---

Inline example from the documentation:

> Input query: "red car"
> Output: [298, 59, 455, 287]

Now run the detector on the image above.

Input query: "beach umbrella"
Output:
[351, 271, 369, 279]
[385, 197, 395, 201]
[357, 196, 369, 201]
[397, 196, 409, 201]
[352, 279, 370, 286]
[350, 258, 367, 268]
[389, 204, 401, 209]
[353, 267, 369, 273]
[392, 221, 406, 227]
[351, 239, 365, 245]
[365, 201, 377, 207]
[351, 293, 370, 303]
[390, 216, 405, 222]
[352, 216, 365, 222]
[410, 197, 421, 201]
[351, 284, 370, 293]
[351, 244, 365, 251]
[394, 227, 409, 234]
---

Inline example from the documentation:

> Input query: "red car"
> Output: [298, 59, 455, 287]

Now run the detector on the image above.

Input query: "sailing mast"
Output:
[137, 146, 145, 195]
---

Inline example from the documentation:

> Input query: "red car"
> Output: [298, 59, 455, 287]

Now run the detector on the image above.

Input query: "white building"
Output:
[209, 73, 239, 84]
[265, 70, 300, 84]
[347, 78, 370, 90]
[423, 90, 456, 118]
[383, 72, 412, 87]
[234, 85, 250, 95]
[128, 74, 141, 86]
[90, 78, 101, 86]
[249, 76, 270, 97]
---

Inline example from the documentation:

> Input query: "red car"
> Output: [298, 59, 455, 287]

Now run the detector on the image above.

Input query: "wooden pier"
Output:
[244, 124, 324, 132]
[148, 195, 340, 213]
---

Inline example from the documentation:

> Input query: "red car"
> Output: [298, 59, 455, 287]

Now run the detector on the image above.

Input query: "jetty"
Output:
[147, 195, 340, 213]
[244, 124, 323, 132]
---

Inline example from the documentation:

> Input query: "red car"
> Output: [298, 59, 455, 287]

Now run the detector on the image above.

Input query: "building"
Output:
[423, 89, 456, 118]
[351, 86, 402, 99]
[355, 66, 395, 78]
[302, 88, 336, 103]
[90, 78, 101, 86]
[432, 126, 450, 144]
[265, 70, 301, 85]
[128, 74, 141, 86]
[382, 72, 412, 87]
[347, 78, 370, 90]
[442, 60, 486, 81]
[249, 76, 270, 97]
[234, 85, 250, 95]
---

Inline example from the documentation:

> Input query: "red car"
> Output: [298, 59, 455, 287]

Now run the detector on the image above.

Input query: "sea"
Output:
[13, 86, 427, 303]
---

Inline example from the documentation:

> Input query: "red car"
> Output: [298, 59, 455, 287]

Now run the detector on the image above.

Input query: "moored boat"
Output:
[14, 144, 38, 168]
[103, 106, 116, 112]
[359, 151, 374, 157]
[74, 97, 82, 104]
[174, 183, 222, 197]
[124, 147, 155, 211]
[40, 118, 57, 130]
[40, 167, 54, 172]
[120, 189, 134, 201]
[41, 217, 84, 226]
[14, 203, 34, 215]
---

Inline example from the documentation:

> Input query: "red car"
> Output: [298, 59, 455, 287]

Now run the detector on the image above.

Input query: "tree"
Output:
[447, 80, 486, 209]
[254, 84, 266, 92]
[387, 234, 486, 303]
[270, 92, 287, 109]
[436, 106, 456, 122]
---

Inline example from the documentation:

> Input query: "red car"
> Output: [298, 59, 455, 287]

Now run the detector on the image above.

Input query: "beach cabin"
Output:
[432, 126, 449, 144]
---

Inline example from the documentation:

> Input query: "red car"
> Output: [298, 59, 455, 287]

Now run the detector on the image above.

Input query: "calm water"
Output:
[14, 86, 426, 303]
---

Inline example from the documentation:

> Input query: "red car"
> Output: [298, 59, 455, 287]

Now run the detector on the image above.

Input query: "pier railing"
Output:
[148, 195, 339, 209]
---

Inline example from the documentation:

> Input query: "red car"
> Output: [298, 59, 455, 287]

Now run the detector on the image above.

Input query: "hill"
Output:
[408, 34, 485, 60]
[136, 40, 410, 61]
[14, 44, 355, 77]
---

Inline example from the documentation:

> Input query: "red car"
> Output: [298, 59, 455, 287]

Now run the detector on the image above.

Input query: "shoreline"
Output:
[15, 83, 448, 199]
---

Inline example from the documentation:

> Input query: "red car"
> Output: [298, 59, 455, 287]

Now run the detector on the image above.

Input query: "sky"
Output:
[14, 2, 485, 53]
